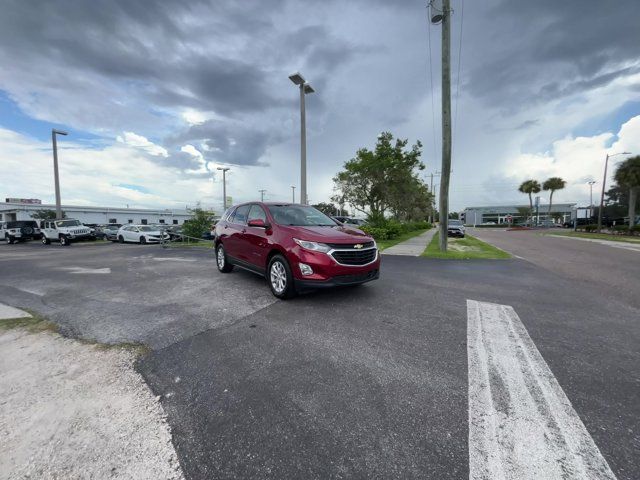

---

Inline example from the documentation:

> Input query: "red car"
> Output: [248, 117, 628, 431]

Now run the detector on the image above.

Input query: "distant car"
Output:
[101, 224, 121, 242]
[117, 225, 169, 244]
[447, 219, 466, 238]
[333, 216, 367, 227]
[2, 220, 42, 244]
[201, 232, 215, 241]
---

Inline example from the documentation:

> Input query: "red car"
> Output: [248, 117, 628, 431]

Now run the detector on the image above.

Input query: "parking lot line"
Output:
[466, 299, 617, 480]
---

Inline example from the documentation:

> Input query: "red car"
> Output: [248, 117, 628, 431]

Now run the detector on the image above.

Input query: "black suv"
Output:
[2, 220, 42, 244]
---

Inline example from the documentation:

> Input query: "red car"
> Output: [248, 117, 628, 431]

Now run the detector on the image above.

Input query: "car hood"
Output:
[282, 225, 372, 243]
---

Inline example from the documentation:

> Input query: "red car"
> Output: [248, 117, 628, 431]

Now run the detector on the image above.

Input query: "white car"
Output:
[117, 225, 169, 244]
[41, 219, 92, 246]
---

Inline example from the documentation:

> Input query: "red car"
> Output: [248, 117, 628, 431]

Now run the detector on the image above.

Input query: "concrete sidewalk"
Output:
[382, 228, 438, 256]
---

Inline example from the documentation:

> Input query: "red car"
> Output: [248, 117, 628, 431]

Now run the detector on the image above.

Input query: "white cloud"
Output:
[181, 109, 218, 126]
[116, 131, 168, 157]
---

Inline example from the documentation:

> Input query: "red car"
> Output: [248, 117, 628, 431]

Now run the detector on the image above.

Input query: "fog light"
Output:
[299, 263, 314, 276]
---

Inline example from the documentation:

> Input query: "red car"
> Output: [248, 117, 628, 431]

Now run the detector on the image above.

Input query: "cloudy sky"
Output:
[1, 0, 639, 213]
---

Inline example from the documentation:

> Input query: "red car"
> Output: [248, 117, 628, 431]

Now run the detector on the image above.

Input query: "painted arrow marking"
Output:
[467, 300, 616, 480]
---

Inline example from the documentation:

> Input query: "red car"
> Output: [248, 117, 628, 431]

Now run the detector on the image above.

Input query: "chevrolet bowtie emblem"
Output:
[354, 244, 363, 249]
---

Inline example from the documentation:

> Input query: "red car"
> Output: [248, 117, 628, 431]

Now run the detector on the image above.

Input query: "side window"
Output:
[108, 218, 117, 224]
[173, 220, 178, 225]
[141, 219, 148, 225]
[248, 205, 267, 223]
[232, 205, 250, 225]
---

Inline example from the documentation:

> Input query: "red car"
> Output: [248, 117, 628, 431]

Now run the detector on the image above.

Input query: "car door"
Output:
[243, 204, 270, 269]
[224, 205, 249, 260]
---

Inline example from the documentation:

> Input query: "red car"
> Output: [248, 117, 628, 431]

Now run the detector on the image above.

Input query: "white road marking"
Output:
[467, 299, 617, 480]
[58, 267, 111, 274]
[0, 303, 31, 320]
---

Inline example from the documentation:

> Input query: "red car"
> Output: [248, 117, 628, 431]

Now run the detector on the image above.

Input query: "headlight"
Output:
[293, 238, 331, 253]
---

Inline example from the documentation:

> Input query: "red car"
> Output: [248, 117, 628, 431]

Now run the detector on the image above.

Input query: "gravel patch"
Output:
[0, 328, 184, 479]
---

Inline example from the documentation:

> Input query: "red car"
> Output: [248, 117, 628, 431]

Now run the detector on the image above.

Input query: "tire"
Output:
[6, 235, 14, 245]
[59, 235, 70, 246]
[118, 235, 125, 244]
[42, 236, 51, 245]
[267, 254, 296, 299]
[140, 236, 146, 245]
[216, 244, 234, 273]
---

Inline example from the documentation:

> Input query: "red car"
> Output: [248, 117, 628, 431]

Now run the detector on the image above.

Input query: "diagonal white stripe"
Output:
[467, 299, 617, 480]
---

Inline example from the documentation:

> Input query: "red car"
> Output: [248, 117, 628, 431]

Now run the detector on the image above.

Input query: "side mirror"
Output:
[247, 219, 268, 228]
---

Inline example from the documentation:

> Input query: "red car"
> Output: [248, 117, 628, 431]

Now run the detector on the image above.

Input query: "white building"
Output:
[462, 203, 576, 226]
[0, 200, 194, 226]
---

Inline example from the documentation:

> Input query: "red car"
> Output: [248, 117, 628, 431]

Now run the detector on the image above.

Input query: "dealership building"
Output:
[0, 199, 194, 225]
[462, 203, 576, 226]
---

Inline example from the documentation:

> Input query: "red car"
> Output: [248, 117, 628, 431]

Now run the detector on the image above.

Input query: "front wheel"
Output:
[59, 235, 70, 246]
[267, 254, 296, 299]
[42, 236, 51, 245]
[6, 235, 14, 245]
[140, 236, 147, 245]
[216, 244, 234, 273]
[118, 235, 125, 244]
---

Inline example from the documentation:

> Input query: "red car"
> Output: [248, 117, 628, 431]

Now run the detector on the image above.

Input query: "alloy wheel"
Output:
[270, 261, 287, 294]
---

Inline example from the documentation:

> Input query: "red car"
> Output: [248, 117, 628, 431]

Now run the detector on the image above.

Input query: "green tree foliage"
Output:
[312, 202, 339, 216]
[30, 209, 66, 219]
[542, 177, 566, 217]
[449, 212, 459, 219]
[517, 180, 541, 223]
[332, 132, 432, 222]
[182, 208, 216, 238]
[614, 155, 640, 228]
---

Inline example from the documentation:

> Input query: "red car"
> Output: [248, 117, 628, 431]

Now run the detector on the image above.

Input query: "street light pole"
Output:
[291, 186, 296, 203]
[51, 129, 68, 220]
[587, 180, 596, 219]
[289, 72, 314, 205]
[597, 152, 630, 232]
[217, 167, 230, 210]
[259, 189, 266, 202]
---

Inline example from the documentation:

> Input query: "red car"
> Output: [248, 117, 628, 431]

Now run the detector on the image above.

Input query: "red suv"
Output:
[214, 203, 380, 298]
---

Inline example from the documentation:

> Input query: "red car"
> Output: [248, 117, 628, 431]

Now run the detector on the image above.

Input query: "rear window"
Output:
[7, 221, 38, 228]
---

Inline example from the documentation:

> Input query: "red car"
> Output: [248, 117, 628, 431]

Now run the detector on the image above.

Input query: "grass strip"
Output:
[422, 233, 511, 259]
[545, 231, 640, 244]
[377, 229, 429, 251]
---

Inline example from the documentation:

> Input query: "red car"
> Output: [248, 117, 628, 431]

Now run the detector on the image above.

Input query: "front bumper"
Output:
[447, 229, 465, 237]
[295, 269, 380, 292]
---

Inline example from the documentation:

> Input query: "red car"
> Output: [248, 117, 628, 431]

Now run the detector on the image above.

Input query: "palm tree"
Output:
[518, 180, 541, 225]
[614, 156, 640, 229]
[542, 177, 566, 224]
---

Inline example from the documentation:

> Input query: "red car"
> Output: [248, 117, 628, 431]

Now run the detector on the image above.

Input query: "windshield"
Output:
[139, 226, 155, 232]
[56, 220, 81, 227]
[449, 220, 463, 226]
[267, 205, 338, 227]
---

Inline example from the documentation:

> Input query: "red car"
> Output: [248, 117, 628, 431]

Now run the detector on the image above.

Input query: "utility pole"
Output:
[217, 167, 230, 210]
[51, 129, 68, 219]
[430, 0, 452, 251]
[429, 171, 441, 223]
[291, 186, 296, 203]
[587, 180, 596, 219]
[259, 189, 267, 202]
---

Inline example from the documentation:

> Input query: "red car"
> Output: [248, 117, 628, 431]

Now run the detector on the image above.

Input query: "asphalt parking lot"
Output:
[1, 240, 638, 479]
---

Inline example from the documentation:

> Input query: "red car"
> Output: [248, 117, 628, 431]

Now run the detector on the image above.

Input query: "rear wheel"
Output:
[216, 244, 234, 273]
[267, 254, 296, 299]
[6, 235, 14, 245]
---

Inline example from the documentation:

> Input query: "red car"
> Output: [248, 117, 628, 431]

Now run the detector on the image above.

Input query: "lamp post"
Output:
[259, 189, 266, 202]
[291, 186, 296, 203]
[217, 167, 230, 210]
[597, 152, 630, 232]
[51, 129, 68, 220]
[587, 180, 596, 219]
[288, 72, 314, 205]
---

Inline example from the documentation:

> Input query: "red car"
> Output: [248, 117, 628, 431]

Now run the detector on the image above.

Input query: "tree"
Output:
[312, 202, 339, 216]
[332, 132, 432, 221]
[182, 208, 215, 238]
[542, 177, 566, 220]
[614, 156, 640, 229]
[518, 180, 541, 224]
[449, 212, 459, 219]
[30, 209, 66, 220]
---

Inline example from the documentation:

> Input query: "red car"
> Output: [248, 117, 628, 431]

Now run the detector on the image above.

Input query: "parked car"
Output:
[333, 216, 367, 227]
[2, 220, 42, 244]
[101, 224, 121, 242]
[215, 202, 380, 299]
[447, 219, 466, 238]
[41, 219, 93, 246]
[117, 225, 169, 244]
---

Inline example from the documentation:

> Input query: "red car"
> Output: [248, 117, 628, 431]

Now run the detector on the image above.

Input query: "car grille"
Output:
[325, 241, 375, 249]
[331, 247, 377, 265]
[333, 269, 379, 285]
